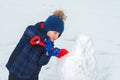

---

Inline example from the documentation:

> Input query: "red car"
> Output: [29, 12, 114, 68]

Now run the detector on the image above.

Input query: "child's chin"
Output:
[51, 40, 54, 42]
[50, 39, 54, 42]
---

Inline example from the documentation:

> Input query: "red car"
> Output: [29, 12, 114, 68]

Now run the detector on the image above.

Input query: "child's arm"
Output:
[30, 36, 69, 58]
[47, 48, 69, 58]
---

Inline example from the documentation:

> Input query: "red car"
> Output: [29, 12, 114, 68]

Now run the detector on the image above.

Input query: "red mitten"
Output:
[56, 49, 69, 58]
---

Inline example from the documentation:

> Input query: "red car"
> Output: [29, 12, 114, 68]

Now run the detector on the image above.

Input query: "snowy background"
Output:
[0, 0, 120, 80]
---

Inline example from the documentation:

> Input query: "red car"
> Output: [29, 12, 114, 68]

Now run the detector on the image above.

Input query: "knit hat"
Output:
[44, 15, 64, 35]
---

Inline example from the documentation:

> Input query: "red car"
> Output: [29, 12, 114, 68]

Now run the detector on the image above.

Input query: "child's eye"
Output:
[54, 31, 60, 36]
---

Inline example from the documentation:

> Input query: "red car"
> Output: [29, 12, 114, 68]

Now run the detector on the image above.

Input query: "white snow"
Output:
[0, 0, 120, 80]
[56, 35, 96, 80]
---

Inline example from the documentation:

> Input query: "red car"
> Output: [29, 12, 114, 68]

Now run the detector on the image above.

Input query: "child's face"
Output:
[47, 31, 60, 42]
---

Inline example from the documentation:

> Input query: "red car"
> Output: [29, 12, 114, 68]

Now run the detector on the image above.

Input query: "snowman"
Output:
[56, 35, 96, 80]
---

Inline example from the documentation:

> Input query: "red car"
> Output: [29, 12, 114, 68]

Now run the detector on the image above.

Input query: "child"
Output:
[6, 10, 69, 80]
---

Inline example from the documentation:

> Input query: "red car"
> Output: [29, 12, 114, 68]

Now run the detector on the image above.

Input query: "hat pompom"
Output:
[53, 10, 66, 21]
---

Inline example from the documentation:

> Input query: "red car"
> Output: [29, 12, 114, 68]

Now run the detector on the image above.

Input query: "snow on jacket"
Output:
[6, 22, 52, 79]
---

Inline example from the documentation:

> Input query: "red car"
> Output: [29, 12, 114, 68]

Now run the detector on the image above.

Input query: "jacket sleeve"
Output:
[26, 26, 51, 66]
[38, 51, 51, 66]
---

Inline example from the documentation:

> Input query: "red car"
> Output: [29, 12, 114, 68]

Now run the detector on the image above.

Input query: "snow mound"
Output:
[57, 35, 96, 80]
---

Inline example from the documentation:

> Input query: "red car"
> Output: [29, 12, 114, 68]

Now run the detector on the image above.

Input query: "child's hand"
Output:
[47, 48, 69, 58]
[47, 48, 60, 56]
[44, 39, 53, 51]
[56, 49, 69, 58]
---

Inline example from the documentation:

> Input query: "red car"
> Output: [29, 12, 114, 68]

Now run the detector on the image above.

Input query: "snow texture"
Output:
[56, 35, 96, 80]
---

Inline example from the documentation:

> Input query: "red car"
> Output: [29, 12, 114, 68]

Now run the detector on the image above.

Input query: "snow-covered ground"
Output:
[0, 0, 120, 80]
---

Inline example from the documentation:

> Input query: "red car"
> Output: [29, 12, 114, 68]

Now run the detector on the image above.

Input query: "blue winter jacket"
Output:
[6, 22, 52, 79]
